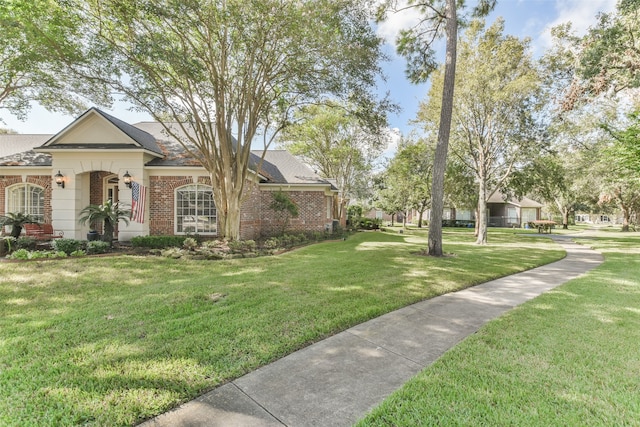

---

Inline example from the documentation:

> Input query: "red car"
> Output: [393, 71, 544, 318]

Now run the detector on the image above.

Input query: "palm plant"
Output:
[0, 212, 38, 238]
[78, 200, 131, 245]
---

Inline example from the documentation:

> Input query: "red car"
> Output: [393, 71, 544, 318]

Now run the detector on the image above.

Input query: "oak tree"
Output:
[74, 0, 386, 239]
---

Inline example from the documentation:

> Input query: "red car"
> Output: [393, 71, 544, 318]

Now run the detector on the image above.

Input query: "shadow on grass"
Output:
[0, 230, 565, 426]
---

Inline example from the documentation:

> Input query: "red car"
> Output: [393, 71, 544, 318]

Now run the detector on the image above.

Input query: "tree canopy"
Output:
[0, 0, 107, 121]
[67, 0, 386, 239]
[377, 0, 495, 255]
[278, 102, 390, 221]
[417, 19, 542, 244]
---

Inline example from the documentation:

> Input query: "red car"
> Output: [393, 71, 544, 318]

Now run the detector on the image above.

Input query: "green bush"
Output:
[183, 237, 199, 250]
[70, 250, 86, 257]
[228, 239, 256, 254]
[53, 238, 84, 255]
[131, 235, 188, 249]
[0, 237, 16, 255]
[347, 205, 364, 228]
[15, 236, 38, 251]
[86, 241, 111, 254]
[7, 248, 30, 259]
[357, 218, 381, 230]
[261, 237, 281, 249]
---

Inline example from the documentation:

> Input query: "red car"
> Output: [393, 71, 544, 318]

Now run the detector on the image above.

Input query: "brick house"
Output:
[0, 108, 338, 241]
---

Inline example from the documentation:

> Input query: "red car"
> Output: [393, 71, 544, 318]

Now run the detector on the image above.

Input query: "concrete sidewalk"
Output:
[141, 237, 603, 427]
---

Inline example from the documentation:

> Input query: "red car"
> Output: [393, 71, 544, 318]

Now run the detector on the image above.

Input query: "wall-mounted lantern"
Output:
[123, 171, 132, 189]
[54, 171, 65, 189]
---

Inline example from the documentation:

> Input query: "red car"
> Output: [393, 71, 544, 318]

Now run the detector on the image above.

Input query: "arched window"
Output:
[175, 184, 217, 235]
[6, 184, 45, 222]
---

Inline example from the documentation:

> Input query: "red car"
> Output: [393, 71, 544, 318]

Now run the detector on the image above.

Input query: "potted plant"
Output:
[87, 229, 100, 241]
[0, 212, 37, 238]
[78, 200, 131, 245]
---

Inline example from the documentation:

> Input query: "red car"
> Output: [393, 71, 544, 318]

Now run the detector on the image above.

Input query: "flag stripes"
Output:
[131, 181, 147, 223]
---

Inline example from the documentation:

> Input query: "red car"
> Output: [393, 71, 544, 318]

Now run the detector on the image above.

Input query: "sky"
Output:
[1, 0, 618, 141]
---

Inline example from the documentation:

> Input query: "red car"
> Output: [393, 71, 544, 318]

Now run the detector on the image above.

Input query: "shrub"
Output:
[261, 237, 281, 250]
[0, 237, 16, 255]
[70, 250, 86, 257]
[357, 218, 381, 230]
[53, 238, 84, 255]
[270, 190, 299, 234]
[311, 231, 325, 241]
[28, 251, 48, 260]
[347, 205, 363, 228]
[86, 241, 111, 254]
[161, 247, 185, 259]
[15, 237, 38, 251]
[131, 235, 188, 249]
[183, 237, 199, 250]
[7, 249, 30, 259]
[228, 239, 256, 254]
[202, 239, 226, 249]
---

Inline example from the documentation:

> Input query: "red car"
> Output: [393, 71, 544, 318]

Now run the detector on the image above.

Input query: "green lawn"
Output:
[0, 230, 563, 426]
[356, 232, 640, 426]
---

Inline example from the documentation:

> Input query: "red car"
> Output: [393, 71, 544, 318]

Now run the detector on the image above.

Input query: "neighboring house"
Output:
[575, 213, 620, 225]
[0, 108, 338, 241]
[364, 191, 542, 228]
[487, 191, 542, 227]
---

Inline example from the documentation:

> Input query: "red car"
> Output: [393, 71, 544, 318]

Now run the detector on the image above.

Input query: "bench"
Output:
[527, 220, 556, 234]
[23, 223, 64, 240]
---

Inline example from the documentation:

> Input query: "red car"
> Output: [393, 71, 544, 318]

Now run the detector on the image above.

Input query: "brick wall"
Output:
[239, 182, 262, 240]
[149, 175, 193, 235]
[0, 175, 53, 222]
[90, 172, 111, 205]
[258, 190, 329, 238]
[149, 176, 329, 239]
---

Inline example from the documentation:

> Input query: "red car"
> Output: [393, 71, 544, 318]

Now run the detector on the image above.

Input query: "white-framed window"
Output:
[175, 184, 217, 235]
[521, 208, 537, 223]
[455, 210, 472, 220]
[6, 183, 45, 222]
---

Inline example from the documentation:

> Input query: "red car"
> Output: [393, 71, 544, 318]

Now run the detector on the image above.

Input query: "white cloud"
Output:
[378, 127, 401, 161]
[375, 0, 423, 50]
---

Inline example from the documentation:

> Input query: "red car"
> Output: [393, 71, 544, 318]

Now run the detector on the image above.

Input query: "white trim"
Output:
[174, 183, 218, 236]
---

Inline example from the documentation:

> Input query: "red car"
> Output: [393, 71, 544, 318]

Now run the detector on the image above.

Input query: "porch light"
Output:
[54, 171, 65, 189]
[123, 171, 132, 189]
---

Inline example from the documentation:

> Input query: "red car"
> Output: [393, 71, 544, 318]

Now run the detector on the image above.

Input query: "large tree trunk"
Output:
[476, 182, 488, 245]
[562, 207, 570, 230]
[621, 205, 631, 232]
[427, 0, 457, 256]
[218, 192, 242, 240]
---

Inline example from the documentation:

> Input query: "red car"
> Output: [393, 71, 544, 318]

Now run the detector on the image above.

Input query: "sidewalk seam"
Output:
[230, 382, 288, 427]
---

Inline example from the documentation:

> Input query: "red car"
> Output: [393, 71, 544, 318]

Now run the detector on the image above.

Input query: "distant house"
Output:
[0, 108, 338, 241]
[486, 192, 542, 227]
[364, 191, 543, 228]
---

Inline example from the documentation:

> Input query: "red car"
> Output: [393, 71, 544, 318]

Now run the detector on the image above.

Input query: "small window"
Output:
[6, 184, 45, 223]
[175, 184, 217, 234]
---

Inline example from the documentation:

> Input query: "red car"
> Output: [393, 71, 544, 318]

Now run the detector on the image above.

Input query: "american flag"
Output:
[131, 181, 147, 223]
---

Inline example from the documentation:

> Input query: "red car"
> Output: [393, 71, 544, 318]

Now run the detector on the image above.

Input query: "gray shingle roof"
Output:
[0, 134, 51, 158]
[0, 113, 334, 187]
[487, 191, 543, 208]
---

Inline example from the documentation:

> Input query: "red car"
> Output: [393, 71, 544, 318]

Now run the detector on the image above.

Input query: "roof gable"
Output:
[38, 108, 162, 155]
[487, 191, 543, 208]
